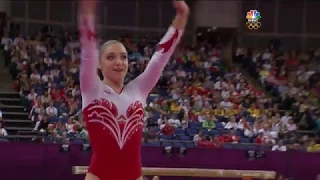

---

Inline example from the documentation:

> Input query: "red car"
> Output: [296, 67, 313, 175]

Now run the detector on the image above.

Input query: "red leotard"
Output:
[79, 15, 183, 180]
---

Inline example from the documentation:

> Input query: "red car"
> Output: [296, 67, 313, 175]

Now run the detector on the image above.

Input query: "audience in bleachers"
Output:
[1, 28, 320, 152]
[235, 45, 320, 149]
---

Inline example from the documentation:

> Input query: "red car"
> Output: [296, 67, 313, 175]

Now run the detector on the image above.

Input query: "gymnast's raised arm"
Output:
[131, 1, 190, 99]
[78, 0, 99, 94]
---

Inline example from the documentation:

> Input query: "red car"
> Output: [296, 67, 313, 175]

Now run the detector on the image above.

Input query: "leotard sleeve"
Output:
[79, 14, 99, 94]
[131, 26, 183, 99]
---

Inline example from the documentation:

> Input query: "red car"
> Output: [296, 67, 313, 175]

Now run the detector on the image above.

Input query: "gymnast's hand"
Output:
[173, 1, 190, 17]
[172, 1, 190, 30]
[80, 0, 97, 16]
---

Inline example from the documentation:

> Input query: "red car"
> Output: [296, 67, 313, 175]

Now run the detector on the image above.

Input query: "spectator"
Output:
[79, 126, 89, 141]
[272, 140, 287, 151]
[286, 119, 297, 132]
[307, 139, 320, 152]
[225, 116, 238, 130]
[46, 101, 58, 117]
[65, 118, 75, 134]
[58, 102, 68, 116]
[202, 115, 216, 130]
[160, 121, 175, 136]
[193, 130, 203, 144]
[168, 115, 181, 128]
[157, 114, 166, 129]
[144, 127, 158, 142]
[32, 114, 50, 142]
[180, 115, 189, 129]
[1, 32, 13, 67]
[237, 116, 250, 131]
[0, 122, 8, 138]
[225, 129, 240, 144]
[27, 88, 37, 102]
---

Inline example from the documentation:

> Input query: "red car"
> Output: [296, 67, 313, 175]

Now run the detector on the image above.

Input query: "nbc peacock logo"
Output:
[246, 10, 261, 30]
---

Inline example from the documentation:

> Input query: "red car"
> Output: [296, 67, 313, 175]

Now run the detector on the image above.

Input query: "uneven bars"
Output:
[72, 166, 276, 179]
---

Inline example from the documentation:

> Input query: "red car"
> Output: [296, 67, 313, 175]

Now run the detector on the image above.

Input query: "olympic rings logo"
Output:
[246, 21, 261, 30]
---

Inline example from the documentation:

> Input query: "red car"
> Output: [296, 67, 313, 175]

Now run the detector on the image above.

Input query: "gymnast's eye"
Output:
[121, 55, 127, 60]
[107, 55, 114, 60]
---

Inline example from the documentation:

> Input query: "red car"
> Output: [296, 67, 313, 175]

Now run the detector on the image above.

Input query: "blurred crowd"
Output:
[235, 44, 320, 151]
[0, 28, 320, 152]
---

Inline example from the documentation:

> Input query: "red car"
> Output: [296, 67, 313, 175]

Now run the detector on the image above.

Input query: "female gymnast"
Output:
[79, 0, 189, 179]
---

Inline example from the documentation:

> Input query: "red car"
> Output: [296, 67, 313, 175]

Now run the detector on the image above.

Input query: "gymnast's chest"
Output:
[84, 90, 145, 123]
[84, 92, 145, 149]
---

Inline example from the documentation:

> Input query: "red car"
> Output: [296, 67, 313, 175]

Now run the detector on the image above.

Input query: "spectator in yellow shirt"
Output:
[248, 104, 260, 117]
[225, 106, 239, 118]
[170, 101, 181, 114]
[161, 101, 170, 115]
[307, 139, 320, 152]
[202, 104, 212, 114]
[192, 103, 202, 116]
[213, 105, 225, 117]
[191, 53, 200, 62]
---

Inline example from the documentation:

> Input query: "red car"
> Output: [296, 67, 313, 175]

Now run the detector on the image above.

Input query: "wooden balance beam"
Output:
[72, 166, 276, 179]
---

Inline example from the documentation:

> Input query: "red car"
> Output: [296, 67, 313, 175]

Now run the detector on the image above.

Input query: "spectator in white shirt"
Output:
[0, 123, 8, 137]
[214, 78, 222, 90]
[225, 116, 238, 130]
[41, 70, 52, 83]
[46, 101, 58, 117]
[65, 118, 75, 133]
[272, 140, 287, 152]
[286, 119, 297, 131]
[157, 114, 166, 129]
[221, 88, 230, 99]
[1, 33, 12, 50]
[261, 49, 271, 60]
[180, 115, 189, 129]
[237, 116, 249, 130]
[280, 111, 292, 125]
[13, 33, 24, 46]
[274, 121, 287, 134]
[72, 85, 81, 97]
[36, 42, 47, 54]
[259, 124, 273, 137]
[43, 53, 53, 67]
[193, 131, 203, 144]
[259, 124, 277, 144]
[220, 99, 232, 109]
[50, 67, 60, 78]
[30, 70, 41, 82]
[27, 88, 38, 101]
[168, 115, 181, 128]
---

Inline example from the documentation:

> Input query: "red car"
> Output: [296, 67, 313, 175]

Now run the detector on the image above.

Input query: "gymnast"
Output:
[79, 0, 189, 179]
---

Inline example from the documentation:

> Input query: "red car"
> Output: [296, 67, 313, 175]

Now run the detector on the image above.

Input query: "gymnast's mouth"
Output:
[113, 68, 124, 72]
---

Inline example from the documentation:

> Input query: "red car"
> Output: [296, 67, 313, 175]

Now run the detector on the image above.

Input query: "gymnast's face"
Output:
[100, 42, 128, 83]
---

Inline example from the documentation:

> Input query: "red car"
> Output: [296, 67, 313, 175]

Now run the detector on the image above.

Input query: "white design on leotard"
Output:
[86, 101, 144, 149]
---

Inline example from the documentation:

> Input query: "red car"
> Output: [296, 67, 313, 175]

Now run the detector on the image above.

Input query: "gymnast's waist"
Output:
[88, 153, 142, 179]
